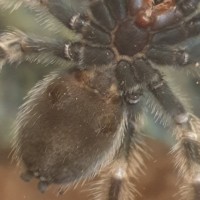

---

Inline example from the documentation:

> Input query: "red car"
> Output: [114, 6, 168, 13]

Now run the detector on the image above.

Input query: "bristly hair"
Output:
[1, 0, 200, 200]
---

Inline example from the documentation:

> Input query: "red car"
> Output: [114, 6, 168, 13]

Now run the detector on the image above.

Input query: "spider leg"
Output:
[0, 30, 114, 69]
[146, 43, 200, 69]
[33, 0, 113, 45]
[64, 42, 115, 68]
[88, 0, 116, 31]
[104, 0, 127, 21]
[90, 103, 149, 200]
[24, 0, 126, 45]
[131, 57, 187, 124]
[151, 13, 200, 45]
[141, 60, 200, 199]
[38, 0, 127, 44]
[150, 84, 200, 199]
[0, 30, 67, 68]
[147, 69, 187, 124]
[22, 0, 86, 29]
[172, 115, 200, 200]
[70, 0, 127, 45]
[0, 0, 23, 11]
[0, 0, 113, 45]
[90, 60, 149, 200]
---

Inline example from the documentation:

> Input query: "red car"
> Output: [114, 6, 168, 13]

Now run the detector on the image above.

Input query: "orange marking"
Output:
[136, 0, 176, 28]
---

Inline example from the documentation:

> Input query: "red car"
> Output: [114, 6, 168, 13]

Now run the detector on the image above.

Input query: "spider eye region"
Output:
[114, 19, 149, 56]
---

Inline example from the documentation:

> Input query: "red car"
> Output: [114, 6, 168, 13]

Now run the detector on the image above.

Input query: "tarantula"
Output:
[0, 0, 200, 199]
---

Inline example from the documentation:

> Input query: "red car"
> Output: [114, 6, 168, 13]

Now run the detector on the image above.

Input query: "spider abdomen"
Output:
[15, 67, 125, 190]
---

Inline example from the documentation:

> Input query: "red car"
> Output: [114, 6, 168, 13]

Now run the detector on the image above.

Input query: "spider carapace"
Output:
[1, 0, 200, 199]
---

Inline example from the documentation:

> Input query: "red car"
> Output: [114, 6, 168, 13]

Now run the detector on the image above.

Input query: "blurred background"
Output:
[0, 1, 200, 200]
